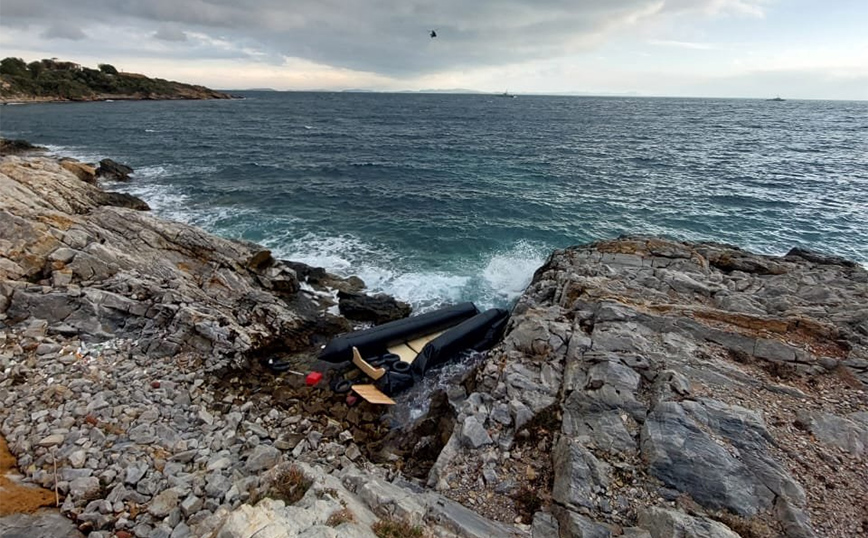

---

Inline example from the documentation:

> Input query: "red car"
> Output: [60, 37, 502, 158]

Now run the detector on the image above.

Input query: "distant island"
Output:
[0, 57, 233, 103]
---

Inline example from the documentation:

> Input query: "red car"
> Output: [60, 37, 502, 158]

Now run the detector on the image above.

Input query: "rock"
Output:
[0, 138, 45, 155]
[641, 401, 773, 516]
[0, 511, 85, 538]
[637, 507, 740, 538]
[96, 158, 133, 181]
[795, 410, 867, 456]
[337, 290, 411, 324]
[245, 444, 281, 472]
[532, 511, 559, 538]
[553, 507, 612, 538]
[61, 160, 98, 184]
[69, 477, 101, 502]
[552, 437, 610, 511]
[148, 489, 180, 518]
[38, 434, 65, 447]
[460, 416, 493, 448]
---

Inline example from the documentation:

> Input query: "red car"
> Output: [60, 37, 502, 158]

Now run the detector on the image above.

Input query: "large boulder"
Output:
[96, 158, 133, 181]
[337, 290, 411, 324]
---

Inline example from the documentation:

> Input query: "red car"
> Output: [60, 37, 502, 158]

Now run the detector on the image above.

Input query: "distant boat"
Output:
[497, 90, 516, 99]
[767, 96, 785, 102]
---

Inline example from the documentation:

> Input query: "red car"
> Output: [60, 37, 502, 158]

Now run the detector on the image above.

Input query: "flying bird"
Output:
[430, 30, 437, 38]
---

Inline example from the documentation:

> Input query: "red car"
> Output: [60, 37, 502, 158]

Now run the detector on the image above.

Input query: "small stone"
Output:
[69, 450, 87, 468]
[460, 416, 493, 448]
[180, 495, 203, 517]
[38, 434, 65, 447]
[245, 445, 281, 472]
[148, 489, 180, 518]
[198, 408, 214, 425]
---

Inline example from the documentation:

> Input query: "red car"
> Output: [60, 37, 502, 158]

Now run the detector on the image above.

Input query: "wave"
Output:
[43, 144, 105, 164]
[268, 233, 545, 311]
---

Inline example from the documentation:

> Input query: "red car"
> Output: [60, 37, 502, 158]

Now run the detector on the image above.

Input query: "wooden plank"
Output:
[387, 343, 418, 364]
[352, 384, 396, 405]
[352, 347, 386, 380]
[405, 330, 445, 353]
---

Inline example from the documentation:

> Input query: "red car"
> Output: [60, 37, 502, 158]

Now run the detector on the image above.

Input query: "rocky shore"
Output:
[1, 147, 866, 538]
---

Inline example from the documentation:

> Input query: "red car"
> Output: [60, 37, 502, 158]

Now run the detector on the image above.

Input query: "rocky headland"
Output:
[1, 147, 866, 538]
[0, 58, 232, 103]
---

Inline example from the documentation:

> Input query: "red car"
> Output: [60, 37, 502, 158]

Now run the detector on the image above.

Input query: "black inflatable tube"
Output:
[318, 302, 479, 363]
[412, 308, 510, 377]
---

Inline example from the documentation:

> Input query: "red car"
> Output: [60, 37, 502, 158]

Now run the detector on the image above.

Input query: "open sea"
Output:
[2, 92, 866, 311]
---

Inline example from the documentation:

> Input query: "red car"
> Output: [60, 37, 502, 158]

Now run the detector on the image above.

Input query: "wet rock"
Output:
[337, 290, 411, 324]
[96, 158, 133, 181]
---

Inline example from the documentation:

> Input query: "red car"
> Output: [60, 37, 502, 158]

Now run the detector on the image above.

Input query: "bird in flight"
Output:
[430, 30, 437, 38]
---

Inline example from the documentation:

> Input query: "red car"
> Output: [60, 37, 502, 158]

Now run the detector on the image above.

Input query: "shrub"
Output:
[265, 465, 312, 505]
[371, 517, 426, 538]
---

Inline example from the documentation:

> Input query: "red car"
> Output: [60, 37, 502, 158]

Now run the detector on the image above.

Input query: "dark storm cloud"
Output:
[0, 0, 754, 74]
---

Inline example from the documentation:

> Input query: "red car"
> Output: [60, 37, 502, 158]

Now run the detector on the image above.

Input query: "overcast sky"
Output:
[1, 0, 866, 99]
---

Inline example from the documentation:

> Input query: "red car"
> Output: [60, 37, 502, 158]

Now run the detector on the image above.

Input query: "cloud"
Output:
[0, 0, 770, 75]
[40, 22, 86, 41]
[649, 39, 717, 50]
[153, 25, 187, 42]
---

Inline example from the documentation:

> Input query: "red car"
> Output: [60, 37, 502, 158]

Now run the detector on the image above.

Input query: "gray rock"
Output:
[245, 444, 281, 472]
[796, 410, 867, 456]
[637, 507, 739, 538]
[460, 416, 493, 448]
[641, 401, 773, 516]
[38, 434, 65, 447]
[148, 489, 180, 518]
[552, 437, 610, 511]
[0, 511, 85, 538]
[532, 511, 559, 538]
[68, 477, 101, 502]
[180, 495, 203, 517]
[553, 507, 611, 538]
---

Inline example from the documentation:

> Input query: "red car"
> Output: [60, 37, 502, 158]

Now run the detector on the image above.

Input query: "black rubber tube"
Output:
[318, 302, 479, 363]
[391, 361, 411, 374]
[333, 379, 353, 394]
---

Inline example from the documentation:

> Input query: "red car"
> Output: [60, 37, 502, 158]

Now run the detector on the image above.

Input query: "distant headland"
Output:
[0, 57, 233, 103]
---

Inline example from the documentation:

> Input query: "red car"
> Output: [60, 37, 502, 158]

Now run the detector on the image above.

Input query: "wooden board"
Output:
[352, 347, 386, 380]
[351, 384, 396, 405]
[405, 330, 445, 353]
[387, 343, 418, 364]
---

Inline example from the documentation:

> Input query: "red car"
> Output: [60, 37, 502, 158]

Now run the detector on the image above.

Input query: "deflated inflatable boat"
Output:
[311, 302, 509, 404]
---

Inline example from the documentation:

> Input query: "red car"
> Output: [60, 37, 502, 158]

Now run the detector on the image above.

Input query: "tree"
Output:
[98, 63, 118, 75]
[27, 61, 44, 78]
[0, 57, 28, 77]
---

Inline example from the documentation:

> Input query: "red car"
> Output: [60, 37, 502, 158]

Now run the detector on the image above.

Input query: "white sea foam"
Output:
[43, 144, 105, 164]
[480, 241, 547, 304]
[271, 233, 546, 311]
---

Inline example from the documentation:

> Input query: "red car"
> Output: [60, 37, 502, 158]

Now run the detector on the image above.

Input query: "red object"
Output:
[305, 371, 323, 386]
[151, 381, 161, 389]
[346, 395, 359, 406]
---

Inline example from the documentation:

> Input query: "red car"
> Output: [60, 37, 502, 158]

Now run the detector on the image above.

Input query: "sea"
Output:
[2, 93, 867, 312]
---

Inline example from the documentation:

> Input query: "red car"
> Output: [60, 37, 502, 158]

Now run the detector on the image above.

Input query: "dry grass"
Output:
[266, 465, 312, 505]
[371, 517, 426, 538]
[326, 508, 355, 527]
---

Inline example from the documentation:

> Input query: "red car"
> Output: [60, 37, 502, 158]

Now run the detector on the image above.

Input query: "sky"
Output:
[1, 0, 866, 99]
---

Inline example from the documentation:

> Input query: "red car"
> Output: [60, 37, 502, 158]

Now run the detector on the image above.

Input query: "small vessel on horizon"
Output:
[497, 90, 517, 98]
[767, 96, 785, 102]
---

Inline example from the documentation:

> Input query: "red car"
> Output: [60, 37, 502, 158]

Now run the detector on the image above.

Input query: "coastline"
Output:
[1, 147, 866, 537]
[1, 93, 237, 105]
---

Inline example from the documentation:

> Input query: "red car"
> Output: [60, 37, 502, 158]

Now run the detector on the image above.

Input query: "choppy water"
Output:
[2, 93, 866, 310]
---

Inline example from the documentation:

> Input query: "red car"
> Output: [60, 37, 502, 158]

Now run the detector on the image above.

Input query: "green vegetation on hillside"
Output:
[0, 57, 229, 101]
